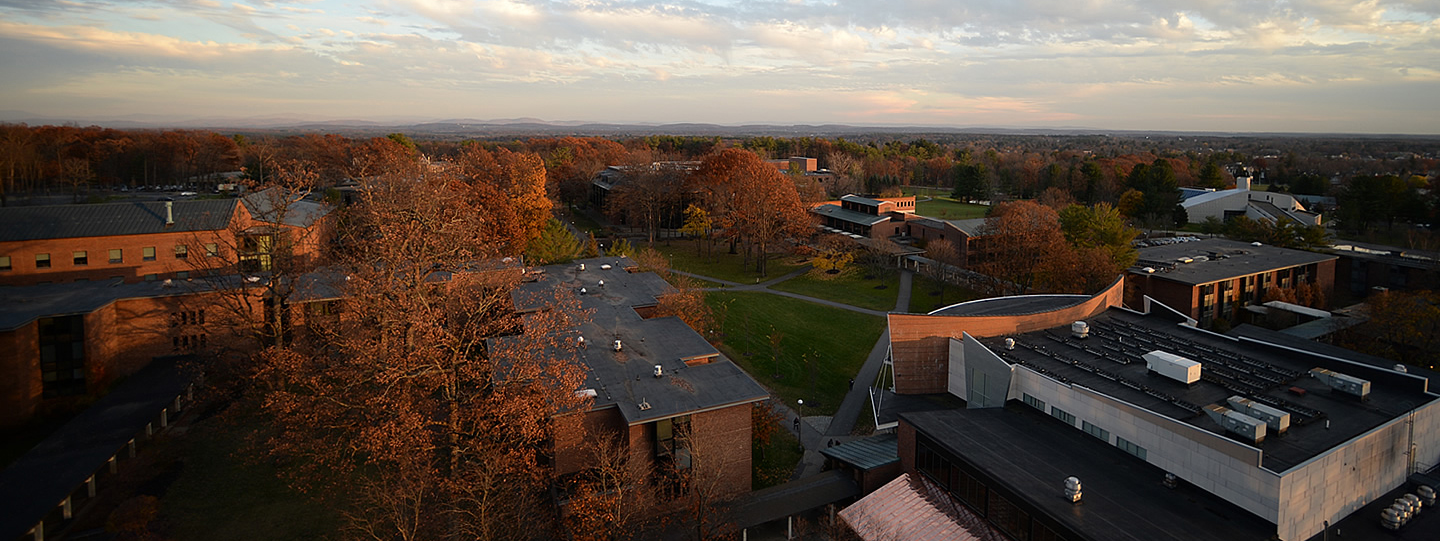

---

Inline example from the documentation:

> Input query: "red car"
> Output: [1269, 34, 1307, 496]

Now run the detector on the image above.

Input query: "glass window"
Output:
[1050, 406, 1076, 426]
[205, 243, 218, 257]
[144, 274, 158, 281]
[109, 249, 123, 263]
[952, 467, 989, 514]
[0, 255, 10, 271]
[73, 251, 87, 265]
[917, 439, 952, 489]
[176, 271, 189, 279]
[143, 247, 156, 261]
[1022, 393, 1046, 412]
[38, 315, 86, 397]
[1082, 421, 1109, 443]
[36, 253, 50, 268]
[1116, 437, 1147, 461]
[987, 490, 1031, 540]
[175, 244, 188, 259]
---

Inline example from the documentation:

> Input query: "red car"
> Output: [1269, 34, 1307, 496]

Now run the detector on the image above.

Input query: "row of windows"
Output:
[0, 244, 219, 271]
[917, 437, 1067, 541]
[1049, 403, 1150, 462]
[1023, 393, 1046, 412]
[173, 334, 208, 351]
[172, 310, 206, 327]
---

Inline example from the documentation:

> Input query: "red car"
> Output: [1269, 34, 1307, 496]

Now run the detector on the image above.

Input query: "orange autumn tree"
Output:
[250, 158, 591, 541]
[692, 149, 810, 276]
[455, 143, 554, 248]
[974, 200, 1082, 295]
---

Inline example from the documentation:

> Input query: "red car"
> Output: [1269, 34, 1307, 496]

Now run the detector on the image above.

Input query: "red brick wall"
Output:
[690, 403, 754, 496]
[0, 228, 236, 286]
[897, 421, 916, 474]
[887, 278, 1124, 394]
[554, 407, 628, 476]
[0, 323, 41, 427]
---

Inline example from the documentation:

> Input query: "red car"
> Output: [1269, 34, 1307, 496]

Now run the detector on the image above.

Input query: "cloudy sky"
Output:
[1, 0, 1437, 133]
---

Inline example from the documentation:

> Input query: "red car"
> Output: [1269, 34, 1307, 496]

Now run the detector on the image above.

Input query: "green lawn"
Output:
[160, 417, 340, 541]
[771, 267, 900, 312]
[907, 274, 986, 314]
[567, 207, 607, 236]
[707, 292, 885, 416]
[656, 239, 807, 283]
[906, 193, 989, 220]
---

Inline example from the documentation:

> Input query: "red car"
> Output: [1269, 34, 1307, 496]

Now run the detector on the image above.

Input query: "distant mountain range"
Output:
[2, 110, 1435, 139]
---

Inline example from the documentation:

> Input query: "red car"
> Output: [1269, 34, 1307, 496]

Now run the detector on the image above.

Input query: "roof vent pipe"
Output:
[613, 339, 622, 352]
[1004, 338, 1015, 350]
[654, 364, 663, 378]
[579, 263, 585, 271]
[165, 201, 174, 225]
[1064, 477, 1082, 503]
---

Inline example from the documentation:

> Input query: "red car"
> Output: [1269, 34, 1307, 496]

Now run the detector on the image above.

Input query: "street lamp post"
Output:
[797, 399, 805, 451]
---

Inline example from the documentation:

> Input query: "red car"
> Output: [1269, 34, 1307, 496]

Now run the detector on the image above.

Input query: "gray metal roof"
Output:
[0, 199, 237, 242]
[944, 218, 988, 236]
[811, 204, 889, 226]
[821, 432, 898, 470]
[841, 194, 884, 207]
[497, 257, 770, 425]
[241, 189, 330, 228]
[1131, 237, 1336, 286]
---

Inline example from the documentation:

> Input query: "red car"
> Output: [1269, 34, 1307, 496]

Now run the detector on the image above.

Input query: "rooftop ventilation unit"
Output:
[1176, 257, 1194, 264]
[1226, 396, 1291, 434]
[1071, 321, 1090, 339]
[601, 264, 612, 270]
[1144, 351, 1201, 385]
[1203, 404, 1267, 444]
[653, 364, 663, 378]
[1064, 477, 1082, 503]
[1310, 368, 1371, 400]
[613, 339, 623, 352]
[577, 336, 586, 347]
[579, 263, 585, 271]
[575, 388, 598, 398]
[1004, 338, 1015, 350]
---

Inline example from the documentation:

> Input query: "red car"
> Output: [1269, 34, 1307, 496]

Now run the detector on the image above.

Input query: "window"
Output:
[655, 415, 691, 468]
[1116, 437, 1148, 461]
[1082, 421, 1109, 443]
[987, 490, 1031, 540]
[73, 251, 87, 265]
[176, 271, 189, 279]
[0, 255, 10, 271]
[240, 233, 277, 272]
[1050, 406, 1076, 426]
[143, 246, 156, 261]
[39, 315, 85, 397]
[952, 467, 989, 513]
[175, 244, 188, 259]
[36, 253, 50, 268]
[1022, 393, 1046, 412]
[205, 243, 218, 257]
[144, 274, 158, 281]
[917, 439, 952, 489]
[109, 249, 123, 263]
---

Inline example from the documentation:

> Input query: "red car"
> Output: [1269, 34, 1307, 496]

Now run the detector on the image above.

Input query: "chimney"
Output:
[165, 201, 174, 226]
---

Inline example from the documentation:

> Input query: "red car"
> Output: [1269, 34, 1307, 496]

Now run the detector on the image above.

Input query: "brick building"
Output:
[1124, 237, 1336, 327]
[0, 192, 333, 428]
[0, 191, 329, 287]
[495, 257, 769, 497]
[868, 288, 1440, 541]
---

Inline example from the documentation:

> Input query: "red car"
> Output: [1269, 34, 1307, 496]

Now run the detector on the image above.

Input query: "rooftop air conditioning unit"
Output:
[1204, 404, 1267, 444]
[1071, 321, 1090, 339]
[1144, 351, 1201, 385]
[1176, 257, 1194, 264]
[1227, 396, 1291, 434]
[1310, 368, 1371, 400]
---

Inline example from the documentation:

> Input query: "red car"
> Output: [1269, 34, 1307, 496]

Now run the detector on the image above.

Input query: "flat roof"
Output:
[929, 295, 1089, 317]
[841, 194, 884, 207]
[1131, 237, 1336, 286]
[0, 358, 192, 540]
[982, 309, 1438, 471]
[499, 257, 769, 425]
[822, 433, 898, 471]
[811, 204, 889, 227]
[903, 405, 1278, 541]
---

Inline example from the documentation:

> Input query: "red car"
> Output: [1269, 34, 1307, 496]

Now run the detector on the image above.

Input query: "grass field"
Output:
[707, 292, 885, 416]
[655, 239, 807, 283]
[752, 419, 802, 489]
[770, 267, 901, 312]
[160, 413, 340, 541]
[899, 189, 991, 220]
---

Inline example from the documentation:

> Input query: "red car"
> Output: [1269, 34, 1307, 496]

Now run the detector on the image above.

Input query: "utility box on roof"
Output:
[1145, 350, 1201, 385]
